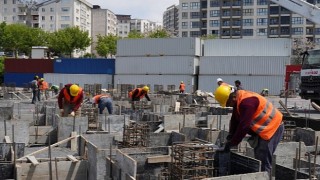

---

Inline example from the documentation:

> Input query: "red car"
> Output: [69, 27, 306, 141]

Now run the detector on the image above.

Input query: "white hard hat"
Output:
[217, 78, 223, 82]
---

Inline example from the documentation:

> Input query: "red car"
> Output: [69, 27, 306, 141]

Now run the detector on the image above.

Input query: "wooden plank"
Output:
[66, 155, 79, 163]
[174, 102, 180, 112]
[26, 156, 39, 166]
[4, 136, 11, 143]
[70, 132, 78, 151]
[147, 155, 171, 163]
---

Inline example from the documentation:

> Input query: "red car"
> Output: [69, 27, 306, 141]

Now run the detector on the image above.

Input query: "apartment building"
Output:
[117, 14, 131, 38]
[178, 0, 320, 47]
[163, 5, 179, 37]
[91, 5, 117, 56]
[130, 19, 162, 35]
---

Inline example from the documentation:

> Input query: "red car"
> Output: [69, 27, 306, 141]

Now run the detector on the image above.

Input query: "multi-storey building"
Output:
[116, 14, 131, 38]
[163, 5, 179, 37]
[130, 19, 163, 35]
[91, 5, 117, 56]
[178, 0, 320, 47]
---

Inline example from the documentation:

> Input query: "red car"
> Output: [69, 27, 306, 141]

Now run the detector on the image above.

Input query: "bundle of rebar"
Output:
[122, 122, 150, 147]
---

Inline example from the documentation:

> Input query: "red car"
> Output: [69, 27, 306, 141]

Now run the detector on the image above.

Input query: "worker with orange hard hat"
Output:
[214, 85, 283, 174]
[58, 84, 84, 117]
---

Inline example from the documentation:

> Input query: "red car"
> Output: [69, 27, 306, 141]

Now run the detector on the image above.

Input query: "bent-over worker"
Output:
[128, 86, 151, 110]
[92, 94, 113, 114]
[58, 84, 83, 117]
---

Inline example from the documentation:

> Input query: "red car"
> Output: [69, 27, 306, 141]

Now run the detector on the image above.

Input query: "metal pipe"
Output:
[308, 153, 311, 180]
[73, 115, 75, 132]
[105, 112, 107, 133]
[48, 131, 53, 180]
[55, 158, 59, 180]
[313, 136, 318, 177]
[299, 141, 301, 170]
[4, 118, 6, 136]
[294, 148, 298, 180]
[109, 143, 112, 178]
[108, 113, 110, 134]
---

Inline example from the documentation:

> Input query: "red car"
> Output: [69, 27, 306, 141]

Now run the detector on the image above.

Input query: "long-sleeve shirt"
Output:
[58, 84, 83, 111]
[131, 88, 150, 101]
[228, 96, 259, 146]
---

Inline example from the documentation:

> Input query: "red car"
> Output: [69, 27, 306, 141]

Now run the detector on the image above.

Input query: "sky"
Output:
[87, 0, 179, 23]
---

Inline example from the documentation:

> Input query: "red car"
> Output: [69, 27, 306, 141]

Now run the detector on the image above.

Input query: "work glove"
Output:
[70, 111, 75, 117]
[59, 109, 64, 116]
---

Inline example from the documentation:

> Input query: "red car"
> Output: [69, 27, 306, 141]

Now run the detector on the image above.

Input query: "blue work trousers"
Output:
[98, 97, 113, 114]
[254, 123, 284, 173]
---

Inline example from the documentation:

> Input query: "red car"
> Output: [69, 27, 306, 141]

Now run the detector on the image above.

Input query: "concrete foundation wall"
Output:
[275, 164, 309, 179]
[274, 142, 307, 168]
[16, 161, 88, 180]
[0, 120, 29, 144]
[98, 115, 130, 133]
[203, 172, 269, 180]
[82, 134, 115, 149]
[115, 149, 137, 179]
[163, 114, 196, 131]
[295, 127, 320, 146]
[0, 101, 14, 120]
[149, 133, 171, 147]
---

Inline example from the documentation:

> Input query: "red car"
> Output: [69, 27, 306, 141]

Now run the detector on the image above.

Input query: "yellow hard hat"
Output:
[142, 86, 149, 92]
[40, 78, 44, 81]
[214, 85, 232, 107]
[70, 84, 80, 96]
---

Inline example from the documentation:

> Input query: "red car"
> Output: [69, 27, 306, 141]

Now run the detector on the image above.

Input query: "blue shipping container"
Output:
[54, 58, 115, 74]
[4, 73, 44, 87]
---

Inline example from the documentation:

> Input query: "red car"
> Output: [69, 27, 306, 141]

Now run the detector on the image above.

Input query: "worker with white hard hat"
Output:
[179, 81, 185, 93]
[214, 85, 283, 174]
[58, 84, 84, 117]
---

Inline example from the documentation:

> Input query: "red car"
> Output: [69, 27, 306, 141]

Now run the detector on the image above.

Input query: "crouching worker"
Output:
[92, 94, 113, 114]
[128, 86, 151, 110]
[58, 84, 83, 117]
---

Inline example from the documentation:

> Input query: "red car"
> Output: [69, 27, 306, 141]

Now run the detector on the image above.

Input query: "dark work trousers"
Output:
[98, 97, 113, 114]
[32, 89, 37, 103]
[254, 123, 284, 173]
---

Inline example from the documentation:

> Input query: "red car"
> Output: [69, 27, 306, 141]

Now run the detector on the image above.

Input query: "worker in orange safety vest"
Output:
[58, 84, 84, 117]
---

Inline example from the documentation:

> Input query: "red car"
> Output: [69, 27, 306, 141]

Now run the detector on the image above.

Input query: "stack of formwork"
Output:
[198, 38, 292, 95]
[115, 38, 201, 93]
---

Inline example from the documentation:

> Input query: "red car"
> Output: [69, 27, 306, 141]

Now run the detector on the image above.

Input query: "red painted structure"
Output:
[285, 65, 302, 90]
[4, 59, 54, 73]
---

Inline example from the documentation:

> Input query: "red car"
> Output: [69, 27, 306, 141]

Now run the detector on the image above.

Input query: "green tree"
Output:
[127, 30, 145, 39]
[47, 27, 91, 57]
[292, 37, 315, 64]
[95, 34, 118, 57]
[147, 29, 171, 38]
[200, 34, 217, 40]
[0, 22, 7, 50]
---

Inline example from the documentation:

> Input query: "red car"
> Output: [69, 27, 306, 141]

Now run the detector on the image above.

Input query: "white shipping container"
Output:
[44, 73, 113, 89]
[114, 74, 197, 93]
[116, 56, 199, 75]
[117, 38, 202, 57]
[198, 75, 284, 96]
[200, 56, 289, 75]
[204, 38, 292, 56]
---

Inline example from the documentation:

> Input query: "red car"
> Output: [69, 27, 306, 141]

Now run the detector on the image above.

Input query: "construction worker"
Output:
[214, 85, 283, 174]
[91, 94, 113, 114]
[179, 81, 185, 93]
[261, 88, 269, 97]
[58, 84, 84, 117]
[217, 78, 229, 86]
[128, 86, 151, 109]
[30, 75, 40, 104]
[50, 85, 60, 95]
[234, 80, 244, 90]
[38, 78, 49, 100]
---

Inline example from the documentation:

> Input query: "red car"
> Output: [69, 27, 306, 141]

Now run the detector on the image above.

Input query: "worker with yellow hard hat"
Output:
[128, 86, 151, 110]
[214, 85, 283, 174]
[58, 84, 84, 117]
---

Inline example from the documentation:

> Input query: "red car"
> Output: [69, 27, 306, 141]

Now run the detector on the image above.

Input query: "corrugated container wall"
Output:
[116, 56, 199, 75]
[198, 75, 284, 95]
[53, 58, 115, 74]
[114, 74, 197, 93]
[5, 59, 54, 73]
[44, 73, 113, 89]
[117, 38, 202, 57]
[203, 38, 292, 56]
[4, 73, 44, 87]
[200, 56, 289, 75]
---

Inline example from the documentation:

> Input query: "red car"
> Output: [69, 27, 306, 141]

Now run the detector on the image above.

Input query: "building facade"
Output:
[116, 14, 131, 38]
[130, 19, 163, 35]
[178, 0, 320, 47]
[163, 5, 179, 37]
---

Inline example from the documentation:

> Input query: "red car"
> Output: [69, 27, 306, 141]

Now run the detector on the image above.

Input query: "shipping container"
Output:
[114, 74, 197, 93]
[198, 75, 284, 96]
[116, 56, 199, 75]
[54, 58, 115, 74]
[4, 73, 43, 87]
[5, 59, 54, 73]
[44, 73, 113, 89]
[117, 38, 202, 57]
[204, 38, 292, 57]
[199, 56, 289, 75]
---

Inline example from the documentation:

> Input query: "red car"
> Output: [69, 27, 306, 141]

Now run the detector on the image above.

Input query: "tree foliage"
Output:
[127, 30, 145, 39]
[292, 37, 315, 65]
[147, 29, 171, 38]
[95, 34, 118, 57]
[200, 34, 217, 40]
[47, 27, 91, 57]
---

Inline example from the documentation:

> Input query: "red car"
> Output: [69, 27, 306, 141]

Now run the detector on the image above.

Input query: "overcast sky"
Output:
[87, 0, 179, 23]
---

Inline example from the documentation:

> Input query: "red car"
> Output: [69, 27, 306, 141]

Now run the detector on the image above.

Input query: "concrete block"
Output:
[163, 114, 196, 131]
[0, 120, 29, 145]
[274, 142, 307, 168]
[203, 172, 269, 180]
[0, 101, 14, 120]
[295, 127, 320, 146]
[98, 115, 130, 133]
[115, 149, 137, 179]
[149, 133, 171, 147]
[170, 131, 186, 144]
[82, 134, 115, 149]
[152, 104, 170, 113]
[45, 106, 57, 126]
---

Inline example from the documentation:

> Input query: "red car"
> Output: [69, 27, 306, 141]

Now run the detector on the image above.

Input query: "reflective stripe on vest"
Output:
[63, 88, 83, 103]
[236, 90, 282, 140]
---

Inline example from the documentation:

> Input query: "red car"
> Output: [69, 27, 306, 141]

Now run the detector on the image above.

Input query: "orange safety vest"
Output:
[236, 90, 282, 140]
[128, 88, 145, 99]
[179, 83, 185, 91]
[63, 87, 83, 103]
[41, 81, 49, 90]
[93, 94, 110, 104]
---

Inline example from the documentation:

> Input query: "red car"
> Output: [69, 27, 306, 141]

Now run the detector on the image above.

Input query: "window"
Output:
[191, 21, 200, 28]
[257, 8, 268, 16]
[61, 7, 70, 12]
[182, 31, 188, 37]
[257, 0, 268, 5]
[257, 18, 268, 26]
[292, 17, 303, 24]
[42, 8, 45, 12]
[190, 31, 201, 37]
[61, 16, 70, 21]
[270, 28, 278, 35]
[315, 28, 320, 35]
[222, 20, 230, 26]
[243, 0, 253, 6]
[50, 8, 54, 12]
[13, 0, 16, 4]
[269, 18, 279, 25]
[210, 20, 220, 27]
[281, 16, 290, 24]
[41, 24, 45, 29]
[50, 16, 54, 21]
[191, 12, 200, 19]
[212, 30, 219, 35]
[281, 27, 290, 35]
[243, 9, 253, 16]
[12, 16, 15, 21]
[42, 16, 45, 20]
[4, 0, 7, 4]
[182, 12, 188, 19]
[190, 2, 200, 9]
[61, 24, 70, 29]
[243, 19, 253, 26]
[182, 3, 188, 10]
[13, 8, 16, 13]
[182, 22, 188, 29]
[257, 28, 267, 36]
[210, 0, 220, 7]
[242, 29, 253, 36]
[50, 24, 54, 29]
[292, 27, 303, 35]
[315, 38, 320, 45]
[209, 10, 220, 17]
